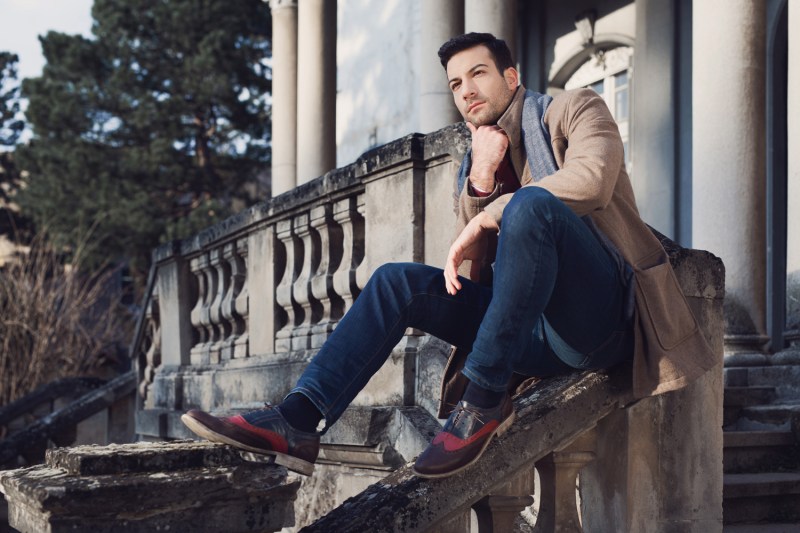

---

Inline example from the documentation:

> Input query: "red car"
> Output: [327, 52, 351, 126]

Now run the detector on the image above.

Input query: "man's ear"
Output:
[503, 67, 520, 89]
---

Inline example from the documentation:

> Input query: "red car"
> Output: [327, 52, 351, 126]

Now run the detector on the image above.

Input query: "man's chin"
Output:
[468, 118, 496, 127]
[467, 111, 500, 127]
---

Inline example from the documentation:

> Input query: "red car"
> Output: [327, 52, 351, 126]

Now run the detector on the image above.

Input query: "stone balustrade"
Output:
[133, 126, 469, 444]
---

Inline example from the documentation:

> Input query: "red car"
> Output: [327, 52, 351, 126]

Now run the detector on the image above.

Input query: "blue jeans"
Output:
[290, 187, 632, 430]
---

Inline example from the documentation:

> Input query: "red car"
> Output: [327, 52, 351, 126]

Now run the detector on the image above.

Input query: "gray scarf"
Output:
[456, 89, 556, 193]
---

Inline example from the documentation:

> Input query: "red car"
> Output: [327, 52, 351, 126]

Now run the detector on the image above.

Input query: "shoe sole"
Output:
[411, 411, 516, 479]
[180, 413, 315, 476]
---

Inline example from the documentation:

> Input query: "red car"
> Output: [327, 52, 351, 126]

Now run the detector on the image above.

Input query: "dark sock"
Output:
[277, 393, 323, 433]
[461, 379, 505, 409]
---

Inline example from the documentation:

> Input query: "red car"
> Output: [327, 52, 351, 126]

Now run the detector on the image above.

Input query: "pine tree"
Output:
[0, 52, 23, 147]
[0, 52, 27, 240]
[17, 0, 272, 272]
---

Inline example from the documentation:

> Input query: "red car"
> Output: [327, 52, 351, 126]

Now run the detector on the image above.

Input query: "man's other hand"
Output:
[444, 211, 500, 295]
[467, 122, 508, 193]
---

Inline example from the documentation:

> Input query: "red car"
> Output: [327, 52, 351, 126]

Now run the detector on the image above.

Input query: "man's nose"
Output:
[460, 79, 477, 100]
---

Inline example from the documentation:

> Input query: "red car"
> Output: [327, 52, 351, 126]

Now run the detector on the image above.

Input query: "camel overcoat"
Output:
[438, 87, 717, 417]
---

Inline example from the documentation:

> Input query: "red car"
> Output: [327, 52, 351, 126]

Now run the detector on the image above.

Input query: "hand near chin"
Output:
[467, 122, 508, 192]
[444, 211, 500, 295]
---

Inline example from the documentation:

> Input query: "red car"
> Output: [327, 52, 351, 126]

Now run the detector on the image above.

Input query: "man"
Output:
[182, 33, 715, 479]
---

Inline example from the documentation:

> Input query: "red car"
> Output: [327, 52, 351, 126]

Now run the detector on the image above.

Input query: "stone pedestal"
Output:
[0, 441, 298, 533]
[580, 242, 725, 533]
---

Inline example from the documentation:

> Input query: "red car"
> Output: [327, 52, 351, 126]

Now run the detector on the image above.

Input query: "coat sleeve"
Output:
[482, 88, 624, 225]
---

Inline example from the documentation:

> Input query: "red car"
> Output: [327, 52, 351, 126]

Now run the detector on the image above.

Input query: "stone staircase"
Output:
[723, 356, 800, 531]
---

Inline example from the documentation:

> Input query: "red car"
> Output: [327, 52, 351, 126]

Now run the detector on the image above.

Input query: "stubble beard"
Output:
[466, 90, 515, 127]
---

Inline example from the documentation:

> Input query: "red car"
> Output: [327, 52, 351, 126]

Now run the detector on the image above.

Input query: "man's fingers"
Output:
[444, 250, 463, 294]
[466, 121, 477, 134]
[446, 269, 461, 295]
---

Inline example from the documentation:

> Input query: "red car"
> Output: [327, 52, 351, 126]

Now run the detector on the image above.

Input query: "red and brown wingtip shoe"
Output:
[181, 406, 320, 476]
[412, 394, 514, 479]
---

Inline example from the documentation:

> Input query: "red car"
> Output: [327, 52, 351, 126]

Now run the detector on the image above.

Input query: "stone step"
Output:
[733, 404, 800, 431]
[0, 441, 299, 533]
[723, 430, 800, 474]
[724, 524, 800, 532]
[725, 387, 778, 407]
[723, 387, 778, 427]
[723, 472, 800, 524]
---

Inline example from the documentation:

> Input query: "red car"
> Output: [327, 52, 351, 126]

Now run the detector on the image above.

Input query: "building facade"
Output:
[269, 0, 798, 359]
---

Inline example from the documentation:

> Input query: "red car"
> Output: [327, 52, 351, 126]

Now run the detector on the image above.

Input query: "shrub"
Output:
[0, 234, 131, 406]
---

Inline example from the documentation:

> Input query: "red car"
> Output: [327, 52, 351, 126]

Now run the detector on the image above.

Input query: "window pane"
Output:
[615, 70, 628, 88]
[615, 87, 629, 121]
[590, 80, 604, 95]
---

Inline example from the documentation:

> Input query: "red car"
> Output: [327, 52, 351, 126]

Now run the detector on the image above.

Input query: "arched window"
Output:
[564, 46, 633, 176]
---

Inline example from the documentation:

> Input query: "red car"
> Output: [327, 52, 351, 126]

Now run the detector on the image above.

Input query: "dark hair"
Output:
[437, 32, 515, 72]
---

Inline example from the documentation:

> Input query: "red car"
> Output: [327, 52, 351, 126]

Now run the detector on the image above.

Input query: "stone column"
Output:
[296, 0, 337, 185]
[692, 0, 768, 354]
[419, 0, 463, 133]
[270, 0, 298, 196]
[631, 0, 677, 238]
[465, 0, 517, 64]
[786, 0, 800, 348]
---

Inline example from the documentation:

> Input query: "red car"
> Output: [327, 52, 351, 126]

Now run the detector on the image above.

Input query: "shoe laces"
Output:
[453, 401, 486, 426]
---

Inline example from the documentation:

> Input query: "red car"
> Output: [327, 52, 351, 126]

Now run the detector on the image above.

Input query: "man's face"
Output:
[445, 45, 518, 127]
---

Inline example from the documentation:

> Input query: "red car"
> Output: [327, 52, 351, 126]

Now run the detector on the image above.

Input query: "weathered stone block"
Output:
[0, 441, 299, 533]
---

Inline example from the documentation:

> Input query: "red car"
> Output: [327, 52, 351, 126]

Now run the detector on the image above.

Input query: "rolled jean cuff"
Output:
[285, 386, 330, 434]
[460, 365, 510, 393]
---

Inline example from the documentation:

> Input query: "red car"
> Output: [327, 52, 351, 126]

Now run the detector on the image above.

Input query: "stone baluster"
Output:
[234, 237, 250, 358]
[208, 247, 230, 364]
[355, 194, 369, 290]
[189, 254, 212, 365]
[533, 427, 598, 532]
[310, 204, 344, 348]
[291, 212, 320, 350]
[219, 242, 236, 361]
[220, 240, 248, 360]
[474, 469, 536, 532]
[332, 195, 365, 313]
[275, 219, 298, 352]
[137, 286, 161, 410]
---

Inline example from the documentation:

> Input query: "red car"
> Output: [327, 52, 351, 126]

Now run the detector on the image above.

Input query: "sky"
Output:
[0, 0, 94, 81]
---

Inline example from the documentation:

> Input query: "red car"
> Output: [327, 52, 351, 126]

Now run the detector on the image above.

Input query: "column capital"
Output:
[269, 0, 297, 11]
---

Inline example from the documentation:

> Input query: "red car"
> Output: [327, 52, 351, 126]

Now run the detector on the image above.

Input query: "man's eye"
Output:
[451, 83, 460, 91]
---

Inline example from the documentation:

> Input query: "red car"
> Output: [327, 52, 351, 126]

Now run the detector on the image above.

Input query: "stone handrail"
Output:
[1, 377, 107, 470]
[301, 369, 628, 532]
[0, 372, 136, 469]
[0, 377, 105, 435]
